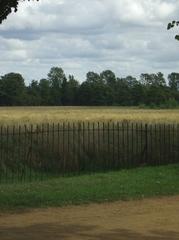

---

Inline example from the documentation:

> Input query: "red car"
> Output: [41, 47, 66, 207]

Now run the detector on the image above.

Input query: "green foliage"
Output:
[100, 70, 116, 86]
[39, 78, 51, 105]
[64, 75, 79, 106]
[0, 73, 26, 105]
[168, 73, 179, 90]
[140, 72, 166, 86]
[161, 98, 179, 109]
[167, 20, 179, 41]
[0, 0, 39, 24]
[48, 67, 66, 105]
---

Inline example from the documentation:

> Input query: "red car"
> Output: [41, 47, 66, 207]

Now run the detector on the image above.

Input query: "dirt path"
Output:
[0, 196, 179, 240]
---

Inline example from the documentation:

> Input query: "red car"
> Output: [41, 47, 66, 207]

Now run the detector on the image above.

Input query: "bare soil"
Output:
[0, 196, 179, 240]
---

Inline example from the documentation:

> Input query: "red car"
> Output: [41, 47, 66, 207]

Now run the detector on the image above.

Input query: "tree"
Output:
[0, 0, 38, 24]
[48, 67, 66, 105]
[153, 72, 166, 86]
[140, 73, 152, 86]
[86, 72, 101, 84]
[100, 70, 116, 104]
[131, 82, 146, 106]
[168, 73, 179, 91]
[115, 78, 131, 105]
[61, 75, 79, 106]
[124, 76, 138, 88]
[122, 76, 145, 106]
[140, 72, 166, 86]
[0, 72, 26, 105]
[100, 70, 116, 87]
[145, 85, 169, 106]
[39, 78, 51, 105]
[26, 80, 42, 106]
[78, 72, 111, 106]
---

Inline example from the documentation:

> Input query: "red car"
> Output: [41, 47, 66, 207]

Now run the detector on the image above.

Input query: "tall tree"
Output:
[27, 80, 40, 105]
[140, 72, 166, 86]
[168, 73, 179, 91]
[131, 82, 146, 106]
[48, 67, 66, 105]
[61, 75, 79, 106]
[39, 78, 51, 105]
[124, 76, 138, 88]
[145, 85, 169, 106]
[140, 73, 152, 86]
[0, 72, 26, 105]
[123, 76, 145, 105]
[115, 78, 131, 106]
[78, 72, 110, 106]
[100, 70, 116, 87]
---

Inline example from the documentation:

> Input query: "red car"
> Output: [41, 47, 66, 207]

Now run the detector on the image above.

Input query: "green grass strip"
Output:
[1, 164, 179, 211]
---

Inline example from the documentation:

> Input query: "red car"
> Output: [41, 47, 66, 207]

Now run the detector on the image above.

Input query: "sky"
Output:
[0, 0, 179, 83]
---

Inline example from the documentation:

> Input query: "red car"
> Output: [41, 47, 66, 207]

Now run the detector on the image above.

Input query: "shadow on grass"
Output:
[0, 223, 179, 240]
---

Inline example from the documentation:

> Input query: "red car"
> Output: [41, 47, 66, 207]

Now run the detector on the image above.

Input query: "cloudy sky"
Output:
[0, 0, 179, 83]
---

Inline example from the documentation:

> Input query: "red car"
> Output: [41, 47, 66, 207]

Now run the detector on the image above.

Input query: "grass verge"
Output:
[0, 164, 179, 211]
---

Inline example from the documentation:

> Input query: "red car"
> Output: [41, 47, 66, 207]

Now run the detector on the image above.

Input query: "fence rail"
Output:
[0, 122, 179, 183]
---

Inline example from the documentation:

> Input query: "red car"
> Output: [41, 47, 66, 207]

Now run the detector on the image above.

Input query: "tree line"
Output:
[0, 67, 179, 107]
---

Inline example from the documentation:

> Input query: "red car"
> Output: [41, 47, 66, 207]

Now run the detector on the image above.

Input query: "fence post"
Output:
[145, 123, 148, 165]
[177, 124, 179, 163]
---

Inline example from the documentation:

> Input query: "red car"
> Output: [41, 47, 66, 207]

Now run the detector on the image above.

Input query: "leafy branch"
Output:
[167, 21, 179, 41]
[0, 0, 38, 24]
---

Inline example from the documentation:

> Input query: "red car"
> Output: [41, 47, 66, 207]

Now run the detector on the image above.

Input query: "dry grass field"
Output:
[0, 106, 179, 125]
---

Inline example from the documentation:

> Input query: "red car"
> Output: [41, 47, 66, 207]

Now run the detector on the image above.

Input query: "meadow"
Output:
[0, 106, 179, 125]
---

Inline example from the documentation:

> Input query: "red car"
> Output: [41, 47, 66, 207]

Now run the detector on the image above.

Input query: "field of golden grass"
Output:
[0, 106, 179, 125]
